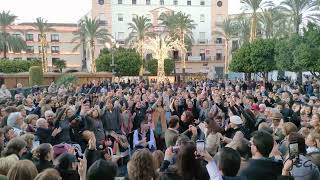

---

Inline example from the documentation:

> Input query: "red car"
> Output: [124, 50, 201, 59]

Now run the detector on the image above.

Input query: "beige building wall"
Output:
[2, 24, 82, 71]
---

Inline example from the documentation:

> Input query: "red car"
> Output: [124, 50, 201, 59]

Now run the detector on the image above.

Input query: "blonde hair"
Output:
[128, 149, 155, 180]
[152, 150, 164, 170]
[0, 154, 19, 175]
[25, 114, 39, 124]
[7, 160, 38, 180]
[282, 122, 298, 136]
[309, 129, 320, 148]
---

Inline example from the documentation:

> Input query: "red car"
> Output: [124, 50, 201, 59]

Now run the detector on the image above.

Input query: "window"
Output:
[173, 0, 178, 5]
[187, 0, 191, 5]
[200, 0, 205, 5]
[38, 34, 46, 41]
[217, 0, 222, 7]
[118, 32, 125, 40]
[232, 40, 239, 52]
[132, 14, 138, 21]
[27, 57, 37, 61]
[52, 58, 60, 64]
[98, 20, 107, 26]
[132, 0, 137, 4]
[146, 0, 151, 5]
[13, 57, 22, 60]
[98, 0, 104, 5]
[51, 46, 60, 53]
[26, 46, 34, 53]
[160, 0, 164, 5]
[216, 53, 222, 60]
[118, 0, 122, 4]
[118, 14, 123, 21]
[51, 34, 59, 42]
[216, 37, 223, 44]
[12, 34, 21, 38]
[200, 49, 205, 61]
[200, 14, 205, 22]
[199, 32, 206, 39]
[25, 34, 34, 41]
[215, 67, 224, 79]
[38, 46, 43, 53]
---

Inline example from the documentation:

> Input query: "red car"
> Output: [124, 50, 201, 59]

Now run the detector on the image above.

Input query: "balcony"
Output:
[213, 56, 225, 62]
[116, 39, 125, 45]
[198, 39, 208, 45]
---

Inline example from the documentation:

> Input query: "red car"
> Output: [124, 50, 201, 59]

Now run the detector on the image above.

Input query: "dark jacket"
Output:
[56, 168, 80, 180]
[102, 106, 121, 133]
[36, 127, 56, 144]
[158, 163, 210, 180]
[240, 158, 283, 180]
[35, 160, 54, 173]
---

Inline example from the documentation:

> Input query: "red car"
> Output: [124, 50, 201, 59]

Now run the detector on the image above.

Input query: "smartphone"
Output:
[196, 140, 205, 153]
[172, 146, 180, 153]
[289, 142, 299, 160]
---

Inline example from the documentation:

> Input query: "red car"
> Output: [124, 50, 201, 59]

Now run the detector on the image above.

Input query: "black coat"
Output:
[36, 127, 56, 145]
[35, 160, 54, 173]
[240, 158, 283, 180]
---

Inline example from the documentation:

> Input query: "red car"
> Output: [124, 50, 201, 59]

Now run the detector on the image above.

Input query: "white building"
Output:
[91, 0, 229, 78]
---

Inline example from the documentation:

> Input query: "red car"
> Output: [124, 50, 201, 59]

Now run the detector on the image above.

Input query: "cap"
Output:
[230, 115, 243, 125]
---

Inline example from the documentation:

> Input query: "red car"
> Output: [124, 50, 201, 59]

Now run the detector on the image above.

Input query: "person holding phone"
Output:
[133, 120, 156, 151]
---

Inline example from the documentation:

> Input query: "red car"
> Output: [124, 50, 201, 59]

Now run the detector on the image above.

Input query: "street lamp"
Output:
[105, 39, 119, 81]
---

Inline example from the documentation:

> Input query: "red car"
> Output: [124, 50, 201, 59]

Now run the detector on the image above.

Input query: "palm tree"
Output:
[33, 17, 51, 72]
[73, 16, 112, 73]
[72, 20, 88, 72]
[127, 15, 155, 76]
[159, 12, 195, 75]
[0, 11, 26, 59]
[279, 0, 320, 34]
[236, 14, 251, 45]
[213, 18, 237, 75]
[258, 7, 284, 38]
[241, 0, 273, 41]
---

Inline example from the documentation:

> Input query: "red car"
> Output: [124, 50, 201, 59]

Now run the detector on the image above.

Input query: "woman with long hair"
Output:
[33, 143, 54, 173]
[151, 97, 167, 150]
[128, 148, 156, 180]
[201, 118, 223, 156]
[83, 107, 105, 143]
[7, 160, 38, 180]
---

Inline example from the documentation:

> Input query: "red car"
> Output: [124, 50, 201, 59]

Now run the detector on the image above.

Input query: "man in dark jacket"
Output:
[101, 99, 121, 133]
[240, 131, 288, 180]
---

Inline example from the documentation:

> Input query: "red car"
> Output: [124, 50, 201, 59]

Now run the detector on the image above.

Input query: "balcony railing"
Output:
[198, 39, 208, 45]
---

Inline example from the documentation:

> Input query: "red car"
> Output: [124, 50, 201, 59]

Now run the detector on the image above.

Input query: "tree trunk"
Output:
[81, 38, 87, 72]
[91, 45, 95, 73]
[224, 39, 229, 79]
[250, 13, 257, 42]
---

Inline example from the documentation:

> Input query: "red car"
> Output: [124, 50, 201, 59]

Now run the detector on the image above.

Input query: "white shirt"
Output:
[133, 129, 156, 150]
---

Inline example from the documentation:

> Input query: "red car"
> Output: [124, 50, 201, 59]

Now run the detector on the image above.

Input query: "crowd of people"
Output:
[0, 79, 319, 180]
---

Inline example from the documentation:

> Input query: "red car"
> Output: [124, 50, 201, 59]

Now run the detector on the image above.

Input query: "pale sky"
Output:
[0, 0, 281, 23]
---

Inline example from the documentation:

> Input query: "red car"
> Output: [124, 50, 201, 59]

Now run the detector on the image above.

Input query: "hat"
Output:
[230, 115, 243, 125]
[271, 112, 282, 120]
[251, 104, 260, 111]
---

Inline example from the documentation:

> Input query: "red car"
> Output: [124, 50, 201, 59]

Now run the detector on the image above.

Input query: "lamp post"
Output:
[105, 39, 119, 81]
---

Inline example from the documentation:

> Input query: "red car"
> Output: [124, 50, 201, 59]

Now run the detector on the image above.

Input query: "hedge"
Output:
[29, 66, 43, 86]
[0, 59, 41, 73]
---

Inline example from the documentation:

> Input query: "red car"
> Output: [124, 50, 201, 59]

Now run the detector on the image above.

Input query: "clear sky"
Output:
[0, 0, 281, 23]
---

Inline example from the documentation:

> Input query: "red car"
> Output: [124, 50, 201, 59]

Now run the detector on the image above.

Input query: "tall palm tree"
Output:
[258, 7, 283, 38]
[213, 18, 237, 75]
[73, 16, 112, 73]
[241, 0, 273, 41]
[72, 20, 88, 72]
[127, 15, 155, 76]
[236, 14, 251, 45]
[159, 12, 195, 75]
[279, 0, 320, 34]
[0, 11, 26, 59]
[33, 17, 51, 72]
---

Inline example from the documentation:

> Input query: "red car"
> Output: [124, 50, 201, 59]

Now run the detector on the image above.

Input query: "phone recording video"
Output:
[196, 140, 205, 153]
[289, 142, 299, 160]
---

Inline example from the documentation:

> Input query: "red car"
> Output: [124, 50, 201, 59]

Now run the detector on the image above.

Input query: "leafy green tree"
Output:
[73, 16, 112, 73]
[127, 15, 155, 76]
[0, 59, 40, 73]
[230, 39, 276, 79]
[0, 11, 26, 59]
[96, 48, 142, 76]
[29, 66, 43, 86]
[56, 74, 78, 86]
[146, 58, 175, 76]
[52, 59, 66, 73]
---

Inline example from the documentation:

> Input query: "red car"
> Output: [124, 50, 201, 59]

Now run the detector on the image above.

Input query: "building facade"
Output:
[2, 23, 81, 71]
[91, 0, 228, 78]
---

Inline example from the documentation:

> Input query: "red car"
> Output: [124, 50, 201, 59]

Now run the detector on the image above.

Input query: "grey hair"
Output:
[36, 118, 47, 128]
[44, 110, 55, 117]
[7, 112, 21, 129]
